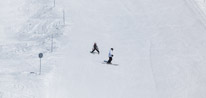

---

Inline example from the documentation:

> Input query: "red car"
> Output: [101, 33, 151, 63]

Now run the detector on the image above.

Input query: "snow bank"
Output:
[0, 0, 64, 98]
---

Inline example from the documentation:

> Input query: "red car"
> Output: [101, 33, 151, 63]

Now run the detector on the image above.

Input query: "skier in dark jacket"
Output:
[90, 43, 100, 54]
[107, 48, 114, 64]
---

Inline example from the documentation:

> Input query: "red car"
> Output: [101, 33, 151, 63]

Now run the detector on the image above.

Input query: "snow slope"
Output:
[48, 0, 206, 98]
[1, 0, 206, 98]
[0, 0, 64, 98]
[0, 0, 25, 43]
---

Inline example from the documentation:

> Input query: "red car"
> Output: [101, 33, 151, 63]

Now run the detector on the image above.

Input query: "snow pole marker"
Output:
[63, 10, 65, 25]
[39, 53, 43, 75]
[51, 33, 53, 53]
[54, 0, 55, 7]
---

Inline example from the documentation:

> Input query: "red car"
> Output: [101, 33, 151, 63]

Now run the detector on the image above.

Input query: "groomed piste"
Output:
[1, 0, 206, 98]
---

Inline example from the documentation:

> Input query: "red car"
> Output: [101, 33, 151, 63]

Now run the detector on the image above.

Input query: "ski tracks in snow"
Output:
[0, 0, 64, 98]
[184, 0, 206, 29]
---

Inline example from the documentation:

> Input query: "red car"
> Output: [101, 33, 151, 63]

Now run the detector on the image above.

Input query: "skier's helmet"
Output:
[111, 48, 113, 50]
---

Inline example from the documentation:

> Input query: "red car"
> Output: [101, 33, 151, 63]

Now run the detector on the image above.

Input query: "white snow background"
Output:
[1, 0, 206, 98]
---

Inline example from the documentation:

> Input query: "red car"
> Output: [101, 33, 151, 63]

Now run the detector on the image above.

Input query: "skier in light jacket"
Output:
[107, 48, 114, 64]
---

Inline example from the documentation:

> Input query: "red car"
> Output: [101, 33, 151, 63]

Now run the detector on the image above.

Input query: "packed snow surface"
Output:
[1, 0, 206, 98]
